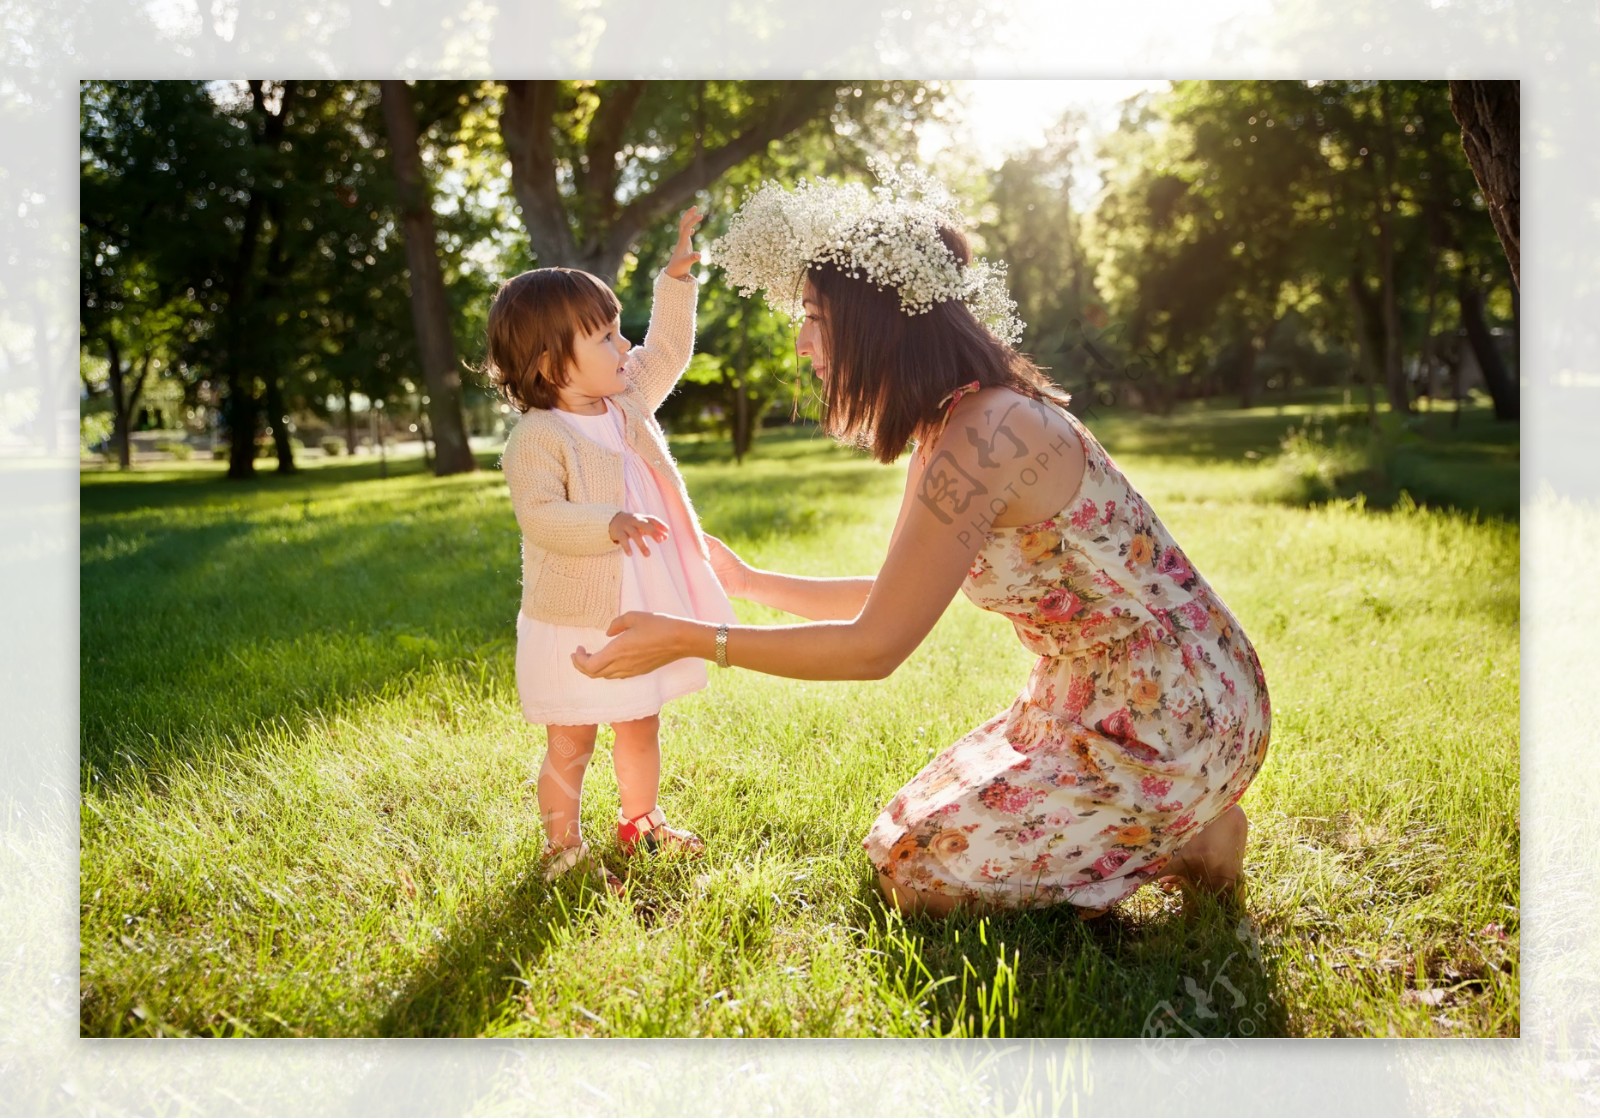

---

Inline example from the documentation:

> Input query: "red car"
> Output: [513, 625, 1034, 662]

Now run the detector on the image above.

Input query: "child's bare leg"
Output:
[539, 724, 598, 850]
[612, 714, 702, 851]
[610, 714, 661, 821]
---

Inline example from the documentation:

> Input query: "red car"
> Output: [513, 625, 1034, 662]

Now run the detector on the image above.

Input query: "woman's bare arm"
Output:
[711, 454, 926, 621]
[576, 471, 983, 681]
[738, 569, 875, 621]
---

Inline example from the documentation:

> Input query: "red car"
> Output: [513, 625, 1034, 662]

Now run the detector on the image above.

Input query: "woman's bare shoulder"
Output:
[941, 386, 1084, 463]
[935, 386, 1086, 526]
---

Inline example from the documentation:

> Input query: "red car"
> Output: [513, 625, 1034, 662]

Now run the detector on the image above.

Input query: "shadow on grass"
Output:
[372, 866, 594, 1037]
[80, 482, 523, 783]
[865, 881, 1292, 1038]
[79, 450, 456, 516]
[81, 456, 530, 784]
[1267, 411, 1520, 522]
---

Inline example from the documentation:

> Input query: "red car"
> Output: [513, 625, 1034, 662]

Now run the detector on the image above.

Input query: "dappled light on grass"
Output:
[80, 411, 1517, 1036]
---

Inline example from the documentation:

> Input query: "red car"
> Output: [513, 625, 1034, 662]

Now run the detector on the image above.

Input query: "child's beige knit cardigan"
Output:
[500, 270, 710, 628]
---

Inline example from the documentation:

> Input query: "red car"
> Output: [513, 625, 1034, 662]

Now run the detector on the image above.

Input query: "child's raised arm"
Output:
[625, 206, 703, 411]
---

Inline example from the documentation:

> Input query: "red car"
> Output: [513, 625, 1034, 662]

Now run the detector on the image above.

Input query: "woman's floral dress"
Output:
[863, 390, 1271, 911]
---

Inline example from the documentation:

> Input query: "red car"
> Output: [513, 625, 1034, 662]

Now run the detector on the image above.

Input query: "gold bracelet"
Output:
[714, 623, 729, 669]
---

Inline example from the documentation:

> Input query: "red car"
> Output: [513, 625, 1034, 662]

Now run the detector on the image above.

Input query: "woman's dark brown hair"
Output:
[484, 268, 621, 412]
[806, 226, 1068, 464]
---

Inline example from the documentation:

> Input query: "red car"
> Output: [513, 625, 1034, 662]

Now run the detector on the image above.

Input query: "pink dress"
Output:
[515, 400, 734, 726]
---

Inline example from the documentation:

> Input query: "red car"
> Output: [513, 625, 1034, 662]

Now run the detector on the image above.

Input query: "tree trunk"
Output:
[1457, 271, 1519, 421]
[379, 80, 477, 477]
[1373, 84, 1410, 416]
[344, 381, 358, 454]
[224, 80, 295, 481]
[257, 178, 298, 475]
[734, 382, 752, 463]
[104, 338, 155, 471]
[1416, 237, 1442, 411]
[1451, 337, 1464, 430]
[1347, 273, 1382, 430]
[1375, 203, 1410, 414]
[1449, 80, 1520, 288]
[1237, 332, 1259, 410]
[263, 375, 297, 473]
[730, 326, 751, 464]
[1511, 285, 1520, 376]
[499, 82, 579, 268]
[105, 335, 131, 469]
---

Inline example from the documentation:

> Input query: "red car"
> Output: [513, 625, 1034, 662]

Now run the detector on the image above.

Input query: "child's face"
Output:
[555, 316, 632, 408]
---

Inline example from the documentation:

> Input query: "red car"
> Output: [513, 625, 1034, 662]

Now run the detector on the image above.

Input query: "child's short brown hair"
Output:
[484, 267, 622, 412]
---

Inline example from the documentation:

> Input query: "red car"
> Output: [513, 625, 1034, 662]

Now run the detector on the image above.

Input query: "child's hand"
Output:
[663, 206, 704, 280]
[610, 511, 670, 557]
[702, 532, 750, 598]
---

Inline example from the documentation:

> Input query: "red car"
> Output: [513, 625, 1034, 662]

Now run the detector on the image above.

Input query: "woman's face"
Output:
[796, 284, 830, 385]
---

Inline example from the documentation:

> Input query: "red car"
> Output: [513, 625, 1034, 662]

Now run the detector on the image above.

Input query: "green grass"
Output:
[79, 401, 1519, 1037]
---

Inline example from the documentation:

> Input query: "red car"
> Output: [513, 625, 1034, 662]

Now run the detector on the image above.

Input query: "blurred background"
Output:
[77, 79, 1517, 481]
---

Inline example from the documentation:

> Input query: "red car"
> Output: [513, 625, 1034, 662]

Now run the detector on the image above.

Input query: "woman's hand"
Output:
[663, 206, 704, 280]
[610, 511, 669, 556]
[702, 532, 750, 598]
[572, 611, 695, 679]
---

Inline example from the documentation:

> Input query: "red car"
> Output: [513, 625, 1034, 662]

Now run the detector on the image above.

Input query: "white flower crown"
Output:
[709, 158, 1026, 347]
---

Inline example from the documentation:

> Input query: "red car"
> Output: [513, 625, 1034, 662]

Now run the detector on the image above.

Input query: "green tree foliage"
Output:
[980, 111, 1101, 403]
[79, 80, 509, 478]
[1085, 80, 1516, 421]
[498, 80, 944, 282]
[81, 79, 946, 474]
[81, 81, 236, 468]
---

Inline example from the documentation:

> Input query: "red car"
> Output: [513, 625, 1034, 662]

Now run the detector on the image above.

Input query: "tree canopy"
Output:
[78, 79, 1517, 477]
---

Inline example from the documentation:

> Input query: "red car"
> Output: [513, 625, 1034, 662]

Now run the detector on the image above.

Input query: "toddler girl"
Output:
[487, 207, 733, 892]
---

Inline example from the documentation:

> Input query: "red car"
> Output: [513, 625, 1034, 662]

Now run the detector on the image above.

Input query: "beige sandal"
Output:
[542, 841, 624, 895]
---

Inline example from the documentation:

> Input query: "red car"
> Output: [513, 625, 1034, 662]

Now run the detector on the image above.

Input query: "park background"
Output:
[75, 77, 1521, 1042]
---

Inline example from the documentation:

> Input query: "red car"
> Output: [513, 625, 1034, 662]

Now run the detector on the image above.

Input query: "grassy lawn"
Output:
[79, 398, 1519, 1037]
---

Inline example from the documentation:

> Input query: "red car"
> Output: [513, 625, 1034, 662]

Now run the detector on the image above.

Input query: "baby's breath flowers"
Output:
[710, 158, 1025, 347]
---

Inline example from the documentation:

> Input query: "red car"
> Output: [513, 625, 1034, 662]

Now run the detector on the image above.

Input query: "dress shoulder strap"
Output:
[919, 380, 983, 465]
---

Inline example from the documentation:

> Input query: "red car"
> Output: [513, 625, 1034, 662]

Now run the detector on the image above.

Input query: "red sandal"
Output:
[617, 806, 705, 856]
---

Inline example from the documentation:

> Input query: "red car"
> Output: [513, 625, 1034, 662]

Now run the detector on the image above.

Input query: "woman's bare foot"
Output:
[877, 872, 968, 918]
[1160, 805, 1248, 906]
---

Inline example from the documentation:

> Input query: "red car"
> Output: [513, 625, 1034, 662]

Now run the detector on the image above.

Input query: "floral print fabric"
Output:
[862, 403, 1271, 911]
